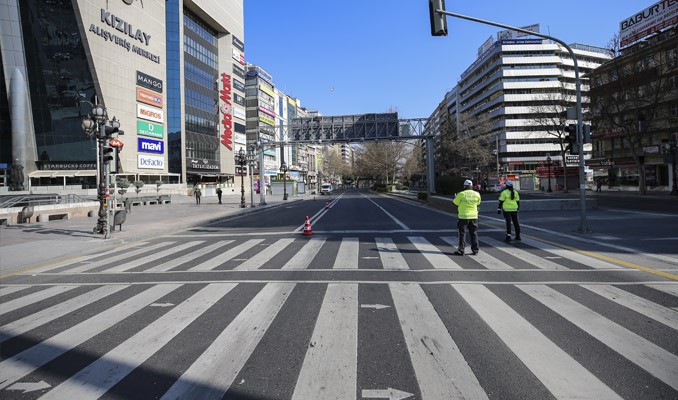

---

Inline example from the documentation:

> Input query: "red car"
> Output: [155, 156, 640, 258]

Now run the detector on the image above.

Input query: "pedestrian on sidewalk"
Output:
[194, 185, 201, 205]
[453, 179, 481, 256]
[216, 187, 222, 204]
[498, 179, 520, 241]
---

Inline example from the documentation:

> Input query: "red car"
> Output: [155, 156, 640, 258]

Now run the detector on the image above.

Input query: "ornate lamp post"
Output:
[280, 161, 288, 200]
[81, 96, 119, 238]
[235, 148, 247, 208]
[546, 154, 553, 193]
[247, 145, 256, 207]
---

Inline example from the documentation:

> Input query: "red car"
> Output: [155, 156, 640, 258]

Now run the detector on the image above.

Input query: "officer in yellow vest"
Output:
[453, 179, 481, 255]
[498, 179, 521, 241]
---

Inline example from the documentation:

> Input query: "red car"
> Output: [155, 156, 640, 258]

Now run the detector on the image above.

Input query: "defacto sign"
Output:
[138, 137, 164, 154]
[136, 87, 163, 107]
[620, 0, 678, 47]
[137, 120, 164, 139]
[137, 103, 164, 123]
[137, 71, 163, 93]
[138, 154, 164, 169]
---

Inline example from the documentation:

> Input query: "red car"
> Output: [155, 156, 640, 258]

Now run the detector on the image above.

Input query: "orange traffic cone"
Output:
[302, 216, 313, 236]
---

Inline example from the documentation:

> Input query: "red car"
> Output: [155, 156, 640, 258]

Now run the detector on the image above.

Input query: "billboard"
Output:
[620, 0, 678, 48]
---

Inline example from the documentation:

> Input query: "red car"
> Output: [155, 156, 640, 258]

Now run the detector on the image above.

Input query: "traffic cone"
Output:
[302, 216, 313, 236]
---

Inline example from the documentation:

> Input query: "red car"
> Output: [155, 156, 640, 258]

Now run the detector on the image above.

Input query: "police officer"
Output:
[453, 179, 481, 255]
[498, 179, 521, 241]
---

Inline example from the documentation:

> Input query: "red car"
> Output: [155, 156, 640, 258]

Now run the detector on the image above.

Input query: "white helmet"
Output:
[464, 179, 473, 187]
[505, 179, 513, 186]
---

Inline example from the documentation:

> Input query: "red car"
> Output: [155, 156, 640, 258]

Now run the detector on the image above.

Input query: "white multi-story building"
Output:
[447, 35, 611, 181]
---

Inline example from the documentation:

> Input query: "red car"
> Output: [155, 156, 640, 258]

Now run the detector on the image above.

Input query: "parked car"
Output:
[485, 184, 503, 193]
[320, 183, 333, 195]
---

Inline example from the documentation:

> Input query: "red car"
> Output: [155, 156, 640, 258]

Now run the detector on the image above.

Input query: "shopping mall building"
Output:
[0, 0, 245, 190]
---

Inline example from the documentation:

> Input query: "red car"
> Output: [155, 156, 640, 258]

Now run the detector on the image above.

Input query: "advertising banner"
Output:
[136, 87, 163, 108]
[138, 137, 164, 154]
[138, 154, 164, 169]
[137, 103, 164, 123]
[620, 0, 678, 47]
[137, 120, 164, 139]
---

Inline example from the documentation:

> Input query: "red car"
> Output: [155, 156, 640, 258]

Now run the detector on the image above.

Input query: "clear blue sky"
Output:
[244, 1, 652, 119]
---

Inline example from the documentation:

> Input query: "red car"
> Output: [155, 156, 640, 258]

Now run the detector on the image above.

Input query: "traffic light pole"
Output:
[434, 8, 588, 232]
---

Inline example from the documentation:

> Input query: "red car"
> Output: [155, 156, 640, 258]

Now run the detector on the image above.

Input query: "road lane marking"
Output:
[0, 285, 129, 344]
[282, 238, 326, 270]
[0, 286, 30, 297]
[333, 237, 359, 269]
[454, 284, 622, 400]
[292, 284, 357, 399]
[365, 196, 410, 230]
[189, 239, 265, 271]
[23, 242, 150, 274]
[645, 283, 678, 297]
[0, 285, 77, 316]
[441, 236, 515, 269]
[408, 236, 462, 269]
[390, 283, 488, 399]
[62, 242, 171, 274]
[160, 282, 295, 400]
[376, 238, 409, 270]
[519, 284, 678, 391]
[0, 283, 181, 390]
[234, 238, 295, 270]
[519, 237, 623, 269]
[481, 237, 568, 270]
[40, 283, 236, 400]
[103, 241, 204, 273]
[144, 241, 232, 272]
[581, 284, 678, 330]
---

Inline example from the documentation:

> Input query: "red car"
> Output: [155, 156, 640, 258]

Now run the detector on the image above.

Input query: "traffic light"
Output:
[582, 124, 591, 143]
[564, 124, 578, 153]
[102, 145, 114, 164]
[429, 0, 448, 36]
[104, 125, 122, 138]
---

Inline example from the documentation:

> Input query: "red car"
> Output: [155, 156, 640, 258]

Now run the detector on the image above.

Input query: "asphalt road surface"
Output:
[1, 189, 677, 399]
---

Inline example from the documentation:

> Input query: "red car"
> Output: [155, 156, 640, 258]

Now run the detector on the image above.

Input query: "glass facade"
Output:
[183, 9, 219, 177]
[0, 50, 11, 167]
[18, 0, 97, 164]
[166, 0, 182, 175]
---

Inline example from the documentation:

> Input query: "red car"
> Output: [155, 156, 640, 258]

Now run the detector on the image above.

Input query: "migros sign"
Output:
[137, 103, 164, 123]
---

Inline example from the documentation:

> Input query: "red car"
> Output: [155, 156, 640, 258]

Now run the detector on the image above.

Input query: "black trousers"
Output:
[503, 211, 520, 236]
[457, 219, 479, 253]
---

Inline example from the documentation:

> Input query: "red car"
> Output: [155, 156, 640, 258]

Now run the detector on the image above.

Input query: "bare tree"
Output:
[439, 112, 494, 177]
[401, 142, 424, 186]
[528, 82, 575, 192]
[354, 141, 412, 184]
[590, 33, 676, 195]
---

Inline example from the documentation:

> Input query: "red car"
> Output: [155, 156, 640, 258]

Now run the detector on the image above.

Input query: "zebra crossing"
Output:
[1, 279, 677, 398]
[26, 234, 632, 274]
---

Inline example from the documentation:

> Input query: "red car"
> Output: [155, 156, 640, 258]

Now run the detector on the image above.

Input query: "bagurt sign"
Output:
[138, 154, 164, 169]
[137, 120, 164, 138]
[138, 137, 164, 154]
[137, 103, 164, 123]
[620, 0, 678, 47]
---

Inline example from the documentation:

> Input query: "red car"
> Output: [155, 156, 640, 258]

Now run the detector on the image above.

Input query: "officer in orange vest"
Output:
[453, 179, 481, 255]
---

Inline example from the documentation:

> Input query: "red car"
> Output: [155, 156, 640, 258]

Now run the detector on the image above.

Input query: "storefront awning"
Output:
[29, 170, 97, 178]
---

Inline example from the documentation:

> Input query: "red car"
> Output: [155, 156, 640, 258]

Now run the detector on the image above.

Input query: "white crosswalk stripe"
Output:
[2, 235, 677, 399]
[376, 237, 409, 270]
[408, 236, 462, 269]
[61, 242, 171, 274]
[520, 237, 623, 269]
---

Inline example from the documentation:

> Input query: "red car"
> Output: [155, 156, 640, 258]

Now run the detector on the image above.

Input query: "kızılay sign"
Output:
[138, 137, 164, 154]
[137, 120, 164, 138]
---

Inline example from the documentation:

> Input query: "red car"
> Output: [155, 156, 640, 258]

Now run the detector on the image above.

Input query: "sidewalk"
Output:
[0, 193, 299, 275]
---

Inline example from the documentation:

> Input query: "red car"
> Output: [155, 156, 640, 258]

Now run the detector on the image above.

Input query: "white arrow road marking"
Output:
[149, 303, 175, 307]
[360, 304, 390, 310]
[6, 380, 51, 393]
[362, 387, 413, 399]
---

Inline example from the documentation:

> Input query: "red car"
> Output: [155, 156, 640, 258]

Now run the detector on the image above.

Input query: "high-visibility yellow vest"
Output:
[453, 189, 481, 219]
[499, 188, 520, 211]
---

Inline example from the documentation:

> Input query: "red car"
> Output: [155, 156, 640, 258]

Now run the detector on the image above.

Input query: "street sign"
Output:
[565, 154, 579, 166]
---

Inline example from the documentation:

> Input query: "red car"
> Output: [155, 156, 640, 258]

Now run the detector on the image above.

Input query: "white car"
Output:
[320, 183, 333, 195]
[485, 184, 503, 193]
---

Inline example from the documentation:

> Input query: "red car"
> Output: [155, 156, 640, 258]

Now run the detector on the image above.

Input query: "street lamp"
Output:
[235, 148, 247, 208]
[81, 96, 119, 238]
[546, 154, 553, 193]
[280, 161, 288, 200]
[661, 136, 677, 196]
[247, 145, 256, 207]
